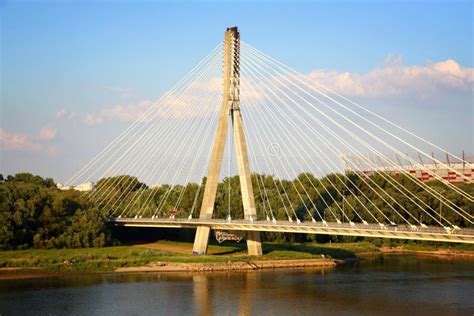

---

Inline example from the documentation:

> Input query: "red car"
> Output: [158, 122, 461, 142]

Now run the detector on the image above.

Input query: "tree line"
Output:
[1, 172, 472, 249]
[96, 173, 473, 227]
[0, 173, 112, 250]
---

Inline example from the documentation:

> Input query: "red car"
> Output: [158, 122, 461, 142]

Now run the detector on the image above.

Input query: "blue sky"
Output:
[1, 0, 473, 182]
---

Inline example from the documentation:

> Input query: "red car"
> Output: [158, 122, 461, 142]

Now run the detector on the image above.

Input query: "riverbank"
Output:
[0, 258, 337, 280]
[376, 245, 474, 258]
[0, 241, 340, 277]
[1, 241, 473, 279]
[115, 258, 338, 273]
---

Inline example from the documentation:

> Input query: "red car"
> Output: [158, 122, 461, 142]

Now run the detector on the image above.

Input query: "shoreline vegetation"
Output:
[1, 241, 473, 280]
[2, 173, 473, 250]
[1, 173, 473, 280]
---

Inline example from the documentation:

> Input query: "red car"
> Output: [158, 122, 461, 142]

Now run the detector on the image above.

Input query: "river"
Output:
[0, 255, 473, 315]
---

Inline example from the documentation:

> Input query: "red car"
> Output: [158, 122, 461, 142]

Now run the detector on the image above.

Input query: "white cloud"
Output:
[0, 128, 42, 151]
[39, 126, 57, 140]
[186, 77, 222, 93]
[306, 58, 474, 98]
[56, 109, 67, 118]
[84, 100, 153, 126]
[45, 146, 58, 156]
[241, 76, 269, 105]
[73, 58, 474, 127]
[84, 77, 222, 125]
[84, 113, 104, 126]
[56, 109, 76, 120]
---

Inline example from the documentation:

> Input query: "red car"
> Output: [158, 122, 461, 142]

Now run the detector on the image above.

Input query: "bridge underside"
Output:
[111, 218, 474, 245]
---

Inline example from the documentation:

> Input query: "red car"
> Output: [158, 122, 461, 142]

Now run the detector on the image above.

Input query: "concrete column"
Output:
[192, 26, 262, 256]
[192, 28, 234, 255]
[233, 109, 263, 255]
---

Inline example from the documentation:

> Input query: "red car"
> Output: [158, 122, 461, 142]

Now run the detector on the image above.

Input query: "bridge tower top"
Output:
[223, 26, 240, 111]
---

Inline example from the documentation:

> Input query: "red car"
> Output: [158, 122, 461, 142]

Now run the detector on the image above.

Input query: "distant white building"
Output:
[56, 183, 71, 191]
[75, 182, 94, 191]
[57, 182, 94, 192]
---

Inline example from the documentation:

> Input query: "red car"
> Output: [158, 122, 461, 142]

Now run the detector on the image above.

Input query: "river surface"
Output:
[0, 255, 473, 315]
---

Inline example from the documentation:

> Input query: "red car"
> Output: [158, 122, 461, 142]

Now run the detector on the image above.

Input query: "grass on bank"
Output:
[1, 240, 473, 272]
[0, 241, 352, 272]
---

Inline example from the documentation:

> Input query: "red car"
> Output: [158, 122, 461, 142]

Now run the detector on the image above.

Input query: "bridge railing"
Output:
[111, 217, 473, 236]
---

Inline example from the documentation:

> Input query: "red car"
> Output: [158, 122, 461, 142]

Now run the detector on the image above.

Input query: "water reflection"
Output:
[191, 272, 262, 315]
[238, 272, 256, 316]
[193, 274, 212, 316]
[0, 255, 473, 315]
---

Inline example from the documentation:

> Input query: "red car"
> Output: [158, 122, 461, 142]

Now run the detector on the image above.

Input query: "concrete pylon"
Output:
[192, 27, 263, 256]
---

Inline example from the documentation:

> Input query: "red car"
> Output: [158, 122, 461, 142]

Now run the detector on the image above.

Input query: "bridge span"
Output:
[111, 218, 474, 245]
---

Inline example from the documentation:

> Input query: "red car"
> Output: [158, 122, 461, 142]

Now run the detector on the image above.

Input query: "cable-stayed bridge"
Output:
[67, 27, 474, 254]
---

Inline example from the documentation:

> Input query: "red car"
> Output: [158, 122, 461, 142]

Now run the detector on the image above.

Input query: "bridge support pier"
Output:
[193, 228, 262, 256]
[245, 231, 263, 256]
[193, 26, 262, 256]
[192, 226, 211, 255]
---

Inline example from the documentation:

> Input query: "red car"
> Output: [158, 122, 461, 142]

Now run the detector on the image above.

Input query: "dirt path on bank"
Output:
[134, 242, 194, 254]
[133, 242, 243, 256]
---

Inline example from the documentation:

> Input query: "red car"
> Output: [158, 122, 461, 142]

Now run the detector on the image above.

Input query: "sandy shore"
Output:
[114, 258, 338, 273]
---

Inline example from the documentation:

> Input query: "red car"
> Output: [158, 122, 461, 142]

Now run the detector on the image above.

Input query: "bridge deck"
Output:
[111, 218, 474, 244]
